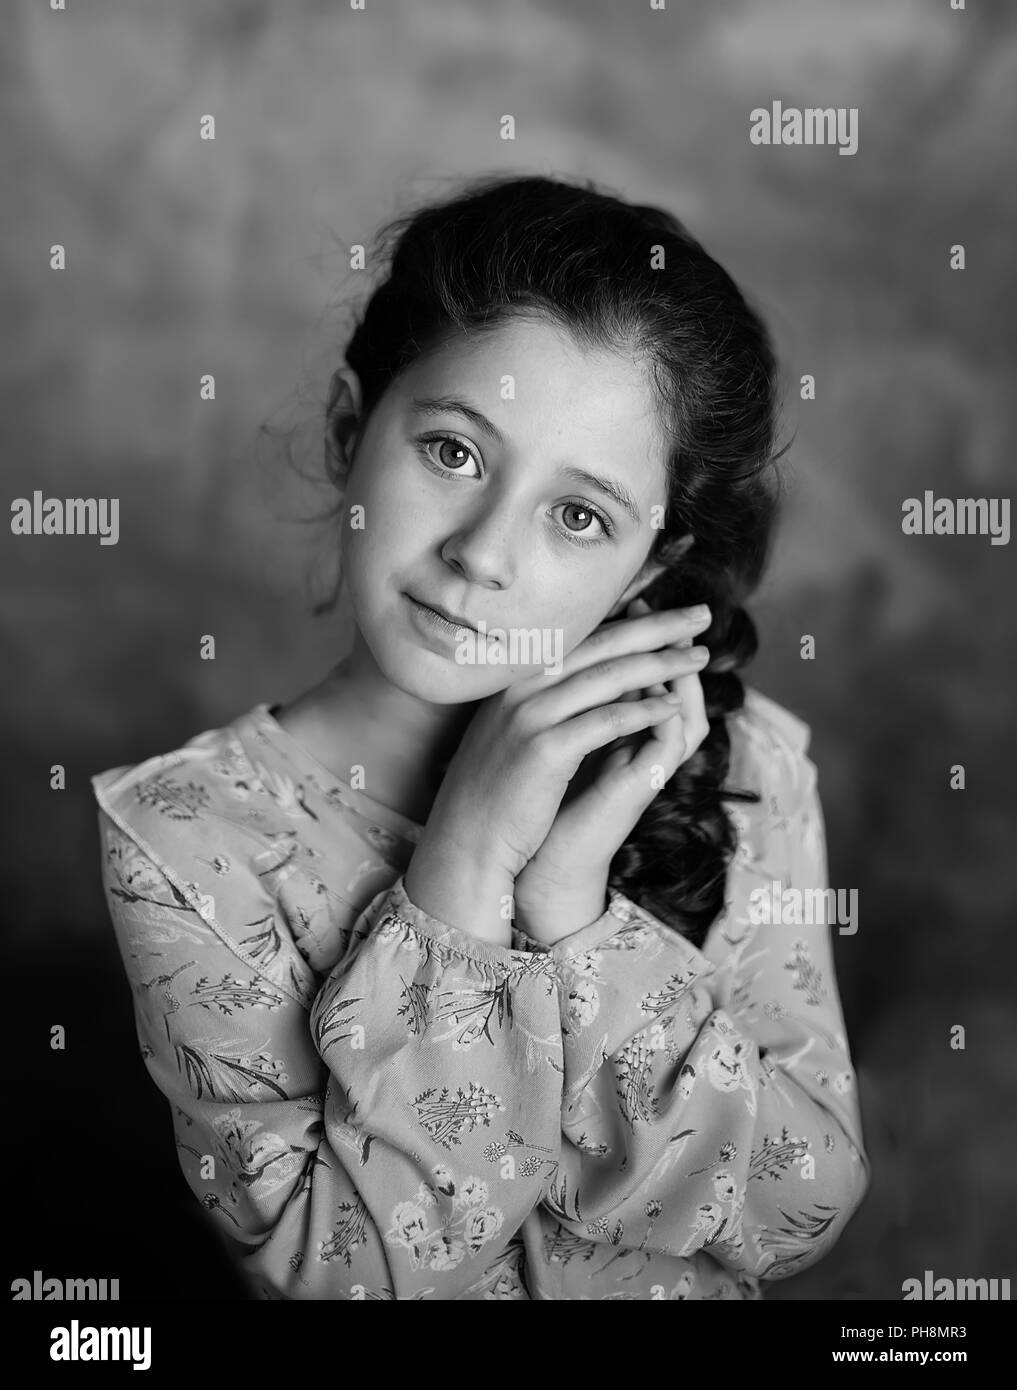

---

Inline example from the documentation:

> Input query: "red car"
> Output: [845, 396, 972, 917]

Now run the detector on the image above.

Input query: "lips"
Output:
[408, 593, 481, 633]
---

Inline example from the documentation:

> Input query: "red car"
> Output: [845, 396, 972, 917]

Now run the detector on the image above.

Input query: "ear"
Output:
[602, 560, 669, 622]
[603, 533, 697, 620]
[325, 366, 364, 482]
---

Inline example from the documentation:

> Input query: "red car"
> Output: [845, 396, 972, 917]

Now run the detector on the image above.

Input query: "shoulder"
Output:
[90, 708, 267, 849]
[696, 689, 826, 965]
[90, 709, 320, 1008]
[733, 685, 812, 757]
[725, 685, 819, 823]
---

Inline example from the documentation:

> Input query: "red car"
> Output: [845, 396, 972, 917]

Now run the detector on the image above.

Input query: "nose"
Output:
[440, 504, 518, 590]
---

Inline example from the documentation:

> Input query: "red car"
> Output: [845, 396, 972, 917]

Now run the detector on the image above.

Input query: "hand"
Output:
[417, 597, 714, 889]
[512, 597, 712, 945]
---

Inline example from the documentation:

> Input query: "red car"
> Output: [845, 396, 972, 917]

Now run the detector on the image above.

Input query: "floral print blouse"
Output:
[90, 686, 869, 1301]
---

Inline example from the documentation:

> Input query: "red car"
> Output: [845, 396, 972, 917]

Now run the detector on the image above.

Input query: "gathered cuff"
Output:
[513, 886, 714, 973]
[382, 875, 554, 972]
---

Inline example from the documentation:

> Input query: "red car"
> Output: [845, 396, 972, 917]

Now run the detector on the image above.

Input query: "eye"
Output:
[553, 500, 614, 548]
[413, 432, 480, 479]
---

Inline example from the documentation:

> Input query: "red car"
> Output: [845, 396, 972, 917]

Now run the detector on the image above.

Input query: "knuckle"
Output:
[586, 658, 617, 683]
[601, 703, 627, 732]
[529, 726, 551, 758]
[507, 700, 539, 741]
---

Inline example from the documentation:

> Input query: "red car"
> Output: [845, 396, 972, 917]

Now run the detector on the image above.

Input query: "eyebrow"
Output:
[410, 394, 643, 526]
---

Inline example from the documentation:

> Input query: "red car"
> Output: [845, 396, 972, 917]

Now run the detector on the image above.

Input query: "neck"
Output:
[325, 628, 477, 773]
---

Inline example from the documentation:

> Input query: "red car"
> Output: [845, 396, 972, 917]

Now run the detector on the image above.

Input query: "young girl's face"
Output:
[340, 314, 671, 704]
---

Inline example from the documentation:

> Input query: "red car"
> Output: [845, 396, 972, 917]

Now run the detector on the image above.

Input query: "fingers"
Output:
[529, 598, 709, 721]
[648, 667, 710, 766]
[556, 667, 710, 806]
[623, 594, 710, 787]
[521, 643, 708, 734]
[672, 666, 709, 749]
[506, 592, 710, 740]
[553, 691, 697, 763]
[559, 598, 712, 679]
[529, 595, 713, 804]
[498, 596, 710, 716]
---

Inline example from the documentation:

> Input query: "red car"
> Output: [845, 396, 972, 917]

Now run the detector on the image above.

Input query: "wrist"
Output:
[405, 830, 516, 947]
[514, 876, 611, 947]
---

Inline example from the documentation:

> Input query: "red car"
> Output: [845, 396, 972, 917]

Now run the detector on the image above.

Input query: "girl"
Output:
[91, 173, 869, 1301]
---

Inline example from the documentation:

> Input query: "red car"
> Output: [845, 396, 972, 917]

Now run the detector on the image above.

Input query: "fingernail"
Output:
[663, 691, 683, 705]
[689, 646, 709, 663]
[688, 604, 710, 621]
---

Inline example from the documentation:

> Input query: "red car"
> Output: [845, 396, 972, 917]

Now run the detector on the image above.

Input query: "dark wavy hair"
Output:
[301, 172, 791, 948]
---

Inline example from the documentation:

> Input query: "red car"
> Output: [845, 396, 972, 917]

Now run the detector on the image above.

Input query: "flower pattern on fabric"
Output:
[91, 689, 869, 1299]
[384, 1172, 506, 1273]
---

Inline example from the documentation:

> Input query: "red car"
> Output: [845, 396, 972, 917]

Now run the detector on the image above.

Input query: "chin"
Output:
[376, 637, 511, 705]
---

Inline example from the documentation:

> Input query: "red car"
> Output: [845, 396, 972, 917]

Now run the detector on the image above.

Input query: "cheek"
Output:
[541, 585, 623, 654]
[350, 465, 403, 534]
[341, 527, 397, 632]
[346, 435, 424, 519]
[342, 465, 415, 574]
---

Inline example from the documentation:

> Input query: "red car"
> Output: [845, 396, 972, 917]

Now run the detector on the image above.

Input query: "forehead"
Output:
[394, 314, 670, 490]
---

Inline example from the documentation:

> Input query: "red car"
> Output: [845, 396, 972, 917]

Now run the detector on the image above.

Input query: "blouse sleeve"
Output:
[520, 724, 870, 1284]
[94, 805, 565, 1300]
